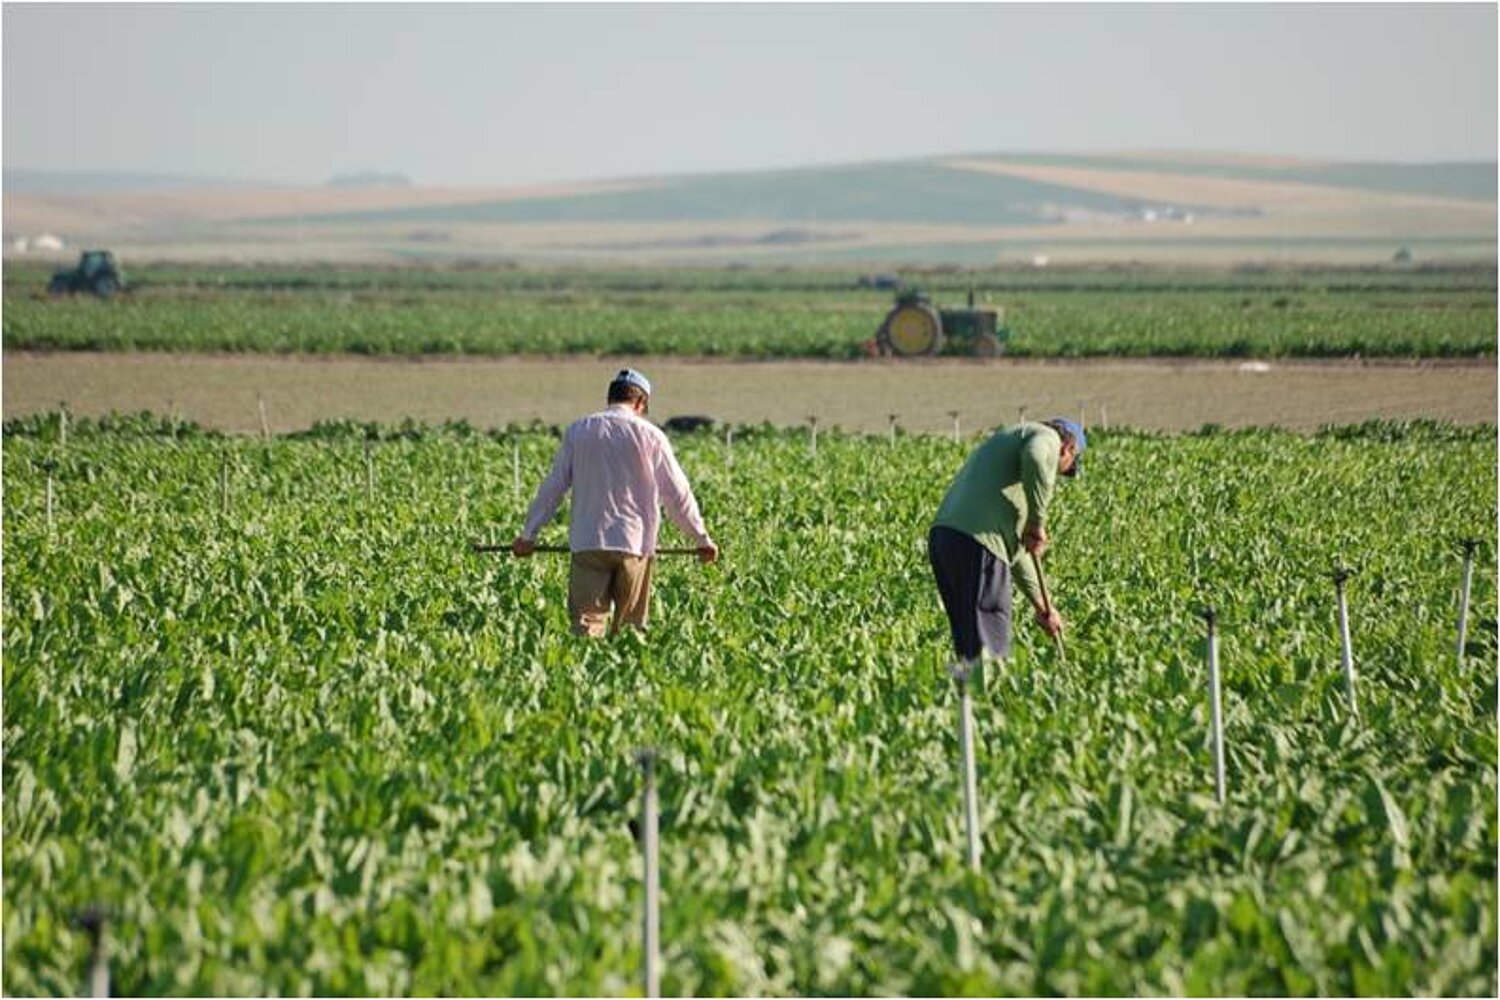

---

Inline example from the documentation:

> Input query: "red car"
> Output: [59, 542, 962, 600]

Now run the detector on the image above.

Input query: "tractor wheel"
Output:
[878, 302, 944, 357]
[48, 276, 69, 296]
[93, 277, 119, 299]
[971, 332, 1003, 358]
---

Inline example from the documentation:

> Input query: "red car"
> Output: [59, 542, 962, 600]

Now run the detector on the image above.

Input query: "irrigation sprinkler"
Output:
[1017, 404, 1028, 424]
[948, 410, 961, 444]
[948, 663, 982, 872]
[1198, 606, 1226, 805]
[511, 441, 521, 499]
[364, 441, 376, 503]
[219, 452, 231, 516]
[74, 906, 108, 998]
[635, 748, 662, 998]
[42, 460, 56, 536]
[257, 395, 270, 440]
[1101, 404, 1110, 431]
[888, 413, 899, 445]
[807, 416, 819, 459]
[1332, 566, 1359, 717]
[1457, 538, 1479, 665]
[58, 403, 69, 450]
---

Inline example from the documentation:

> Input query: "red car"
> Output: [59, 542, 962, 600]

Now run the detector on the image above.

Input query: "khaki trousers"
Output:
[568, 550, 653, 637]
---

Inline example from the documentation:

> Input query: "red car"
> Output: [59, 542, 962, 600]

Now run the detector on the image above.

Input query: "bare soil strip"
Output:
[3, 352, 1494, 436]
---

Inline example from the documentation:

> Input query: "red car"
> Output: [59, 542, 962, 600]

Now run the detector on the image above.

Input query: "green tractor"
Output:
[869, 287, 1010, 358]
[49, 250, 125, 298]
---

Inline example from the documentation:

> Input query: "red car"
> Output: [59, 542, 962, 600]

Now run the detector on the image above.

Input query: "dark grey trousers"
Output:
[928, 525, 1012, 662]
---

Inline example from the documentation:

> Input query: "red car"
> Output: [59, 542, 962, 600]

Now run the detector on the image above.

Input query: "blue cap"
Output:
[610, 368, 652, 397]
[1053, 418, 1087, 477]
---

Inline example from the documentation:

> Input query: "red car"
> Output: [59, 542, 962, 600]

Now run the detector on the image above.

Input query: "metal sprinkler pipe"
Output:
[365, 441, 376, 504]
[1332, 566, 1358, 717]
[947, 663, 982, 872]
[1458, 538, 1479, 666]
[1198, 605, 1226, 804]
[43, 460, 56, 536]
[74, 906, 109, 998]
[635, 748, 661, 998]
[219, 452, 231, 516]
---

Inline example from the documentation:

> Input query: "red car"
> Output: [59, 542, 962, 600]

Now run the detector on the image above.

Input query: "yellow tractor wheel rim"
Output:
[888, 307, 939, 355]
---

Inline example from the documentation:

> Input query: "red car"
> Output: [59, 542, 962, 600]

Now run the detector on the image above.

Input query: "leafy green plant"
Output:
[3, 416, 1494, 994]
[4, 265, 1494, 359]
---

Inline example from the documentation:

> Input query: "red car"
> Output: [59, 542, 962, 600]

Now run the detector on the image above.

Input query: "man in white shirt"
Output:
[513, 369, 718, 636]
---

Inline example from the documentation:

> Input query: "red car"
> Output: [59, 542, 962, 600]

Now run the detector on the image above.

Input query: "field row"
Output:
[3, 415, 1495, 995]
[4, 265, 1495, 358]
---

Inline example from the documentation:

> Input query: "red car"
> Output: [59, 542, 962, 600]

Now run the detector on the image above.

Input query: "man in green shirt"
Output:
[928, 418, 1085, 663]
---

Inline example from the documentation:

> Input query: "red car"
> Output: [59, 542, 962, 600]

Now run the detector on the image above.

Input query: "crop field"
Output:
[3, 264, 1495, 359]
[3, 413, 1495, 995]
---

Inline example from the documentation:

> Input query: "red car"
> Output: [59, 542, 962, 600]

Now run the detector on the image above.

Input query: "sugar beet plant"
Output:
[3, 414, 1495, 995]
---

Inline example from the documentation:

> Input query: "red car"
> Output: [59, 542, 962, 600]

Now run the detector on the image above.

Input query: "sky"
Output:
[3, 3, 1496, 188]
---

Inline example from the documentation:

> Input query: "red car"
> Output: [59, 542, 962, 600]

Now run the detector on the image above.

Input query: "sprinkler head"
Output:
[72, 905, 107, 943]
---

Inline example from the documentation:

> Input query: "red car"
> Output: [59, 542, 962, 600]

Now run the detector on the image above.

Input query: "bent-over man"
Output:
[928, 418, 1085, 664]
[513, 369, 718, 637]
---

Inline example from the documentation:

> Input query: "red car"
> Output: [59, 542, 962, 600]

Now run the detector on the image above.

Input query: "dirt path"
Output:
[3, 352, 1494, 435]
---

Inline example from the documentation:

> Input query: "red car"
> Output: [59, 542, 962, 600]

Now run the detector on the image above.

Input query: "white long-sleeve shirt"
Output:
[521, 404, 713, 556]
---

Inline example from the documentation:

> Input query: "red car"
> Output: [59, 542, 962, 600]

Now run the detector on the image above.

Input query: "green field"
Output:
[4, 264, 1496, 358]
[3, 414, 1495, 995]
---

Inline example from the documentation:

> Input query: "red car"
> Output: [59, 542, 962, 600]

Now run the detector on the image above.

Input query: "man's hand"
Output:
[1022, 523, 1049, 557]
[697, 542, 720, 565]
[511, 536, 536, 558]
[1035, 605, 1063, 637]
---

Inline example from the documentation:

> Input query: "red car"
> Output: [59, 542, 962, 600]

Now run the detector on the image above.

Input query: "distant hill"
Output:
[288, 156, 1495, 228]
[3, 168, 274, 194]
[325, 172, 413, 189]
[291, 160, 1190, 227]
[3, 152, 1494, 265]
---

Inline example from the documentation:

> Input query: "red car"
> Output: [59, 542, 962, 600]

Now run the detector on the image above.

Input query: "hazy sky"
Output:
[4, 3, 1496, 187]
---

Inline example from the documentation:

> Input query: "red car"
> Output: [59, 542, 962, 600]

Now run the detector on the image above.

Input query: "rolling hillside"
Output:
[4, 152, 1494, 265]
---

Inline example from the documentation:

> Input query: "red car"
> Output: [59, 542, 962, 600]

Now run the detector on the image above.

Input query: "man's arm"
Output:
[1017, 429, 1064, 637]
[653, 434, 717, 561]
[1012, 551, 1043, 610]
[515, 430, 574, 550]
[1012, 552, 1063, 636]
[1019, 429, 1060, 554]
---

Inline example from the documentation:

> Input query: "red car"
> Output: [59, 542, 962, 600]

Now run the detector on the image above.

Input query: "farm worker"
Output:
[928, 418, 1085, 664]
[512, 369, 718, 637]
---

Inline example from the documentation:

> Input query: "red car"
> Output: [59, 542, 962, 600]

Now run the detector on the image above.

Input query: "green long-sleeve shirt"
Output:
[932, 422, 1060, 607]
